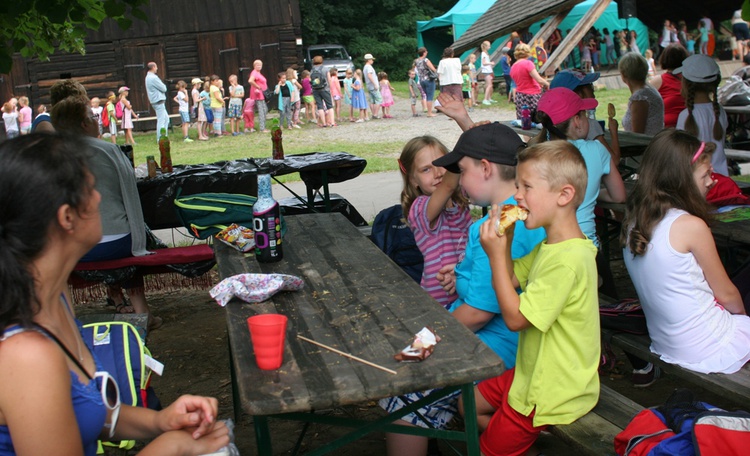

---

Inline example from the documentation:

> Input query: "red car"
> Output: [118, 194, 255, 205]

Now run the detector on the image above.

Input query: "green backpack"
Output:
[174, 191, 258, 239]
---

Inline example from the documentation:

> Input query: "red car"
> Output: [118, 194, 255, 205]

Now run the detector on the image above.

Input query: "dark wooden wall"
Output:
[0, 0, 302, 119]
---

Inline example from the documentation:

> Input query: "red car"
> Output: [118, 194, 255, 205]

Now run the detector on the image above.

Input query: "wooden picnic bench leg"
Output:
[461, 383, 481, 456]
[254, 415, 273, 456]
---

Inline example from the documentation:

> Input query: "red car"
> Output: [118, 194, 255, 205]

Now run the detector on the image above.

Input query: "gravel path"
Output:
[293, 94, 516, 149]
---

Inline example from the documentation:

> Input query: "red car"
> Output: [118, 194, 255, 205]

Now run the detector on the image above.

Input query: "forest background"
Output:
[300, 0, 456, 80]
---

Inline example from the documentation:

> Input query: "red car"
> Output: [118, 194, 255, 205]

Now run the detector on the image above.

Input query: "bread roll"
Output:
[495, 204, 529, 236]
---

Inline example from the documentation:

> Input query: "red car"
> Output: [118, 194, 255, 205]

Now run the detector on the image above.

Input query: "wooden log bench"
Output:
[549, 385, 643, 456]
[601, 328, 750, 411]
[68, 244, 216, 302]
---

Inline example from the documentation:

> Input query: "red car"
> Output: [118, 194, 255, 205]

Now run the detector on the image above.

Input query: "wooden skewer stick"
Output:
[297, 335, 397, 375]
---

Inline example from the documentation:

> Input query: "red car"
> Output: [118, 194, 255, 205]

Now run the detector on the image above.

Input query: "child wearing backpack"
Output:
[104, 91, 117, 144]
[622, 129, 750, 375]
[468, 140, 601, 456]
[675, 54, 729, 176]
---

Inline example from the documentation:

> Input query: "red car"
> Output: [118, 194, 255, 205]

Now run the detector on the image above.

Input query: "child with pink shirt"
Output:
[17, 97, 32, 134]
[399, 136, 472, 308]
[328, 68, 342, 123]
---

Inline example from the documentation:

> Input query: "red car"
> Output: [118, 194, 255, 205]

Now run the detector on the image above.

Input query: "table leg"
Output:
[321, 170, 331, 212]
[254, 415, 273, 456]
[461, 383, 481, 456]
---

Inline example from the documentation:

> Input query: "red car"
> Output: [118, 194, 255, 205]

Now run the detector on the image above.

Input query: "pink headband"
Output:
[691, 142, 705, 164]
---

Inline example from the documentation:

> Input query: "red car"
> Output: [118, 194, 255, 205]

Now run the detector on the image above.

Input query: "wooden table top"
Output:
[216, 213, 504, 416]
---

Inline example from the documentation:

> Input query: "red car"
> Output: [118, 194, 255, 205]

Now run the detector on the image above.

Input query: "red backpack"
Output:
[102, 104, 111, 127]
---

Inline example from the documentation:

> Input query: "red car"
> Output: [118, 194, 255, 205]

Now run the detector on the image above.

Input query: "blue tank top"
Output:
[0, 322, 107, 455]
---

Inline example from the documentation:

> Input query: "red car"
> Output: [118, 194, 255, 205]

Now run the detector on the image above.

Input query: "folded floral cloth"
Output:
[210, 273, 304, 307]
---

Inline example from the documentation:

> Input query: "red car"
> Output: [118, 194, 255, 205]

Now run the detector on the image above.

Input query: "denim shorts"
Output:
[180, 111, 190, 123]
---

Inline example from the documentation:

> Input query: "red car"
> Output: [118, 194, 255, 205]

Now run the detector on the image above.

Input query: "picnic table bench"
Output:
[549, 385, 643, 456]
[68, 244, 215, 302]
[601, 327, 750, 412]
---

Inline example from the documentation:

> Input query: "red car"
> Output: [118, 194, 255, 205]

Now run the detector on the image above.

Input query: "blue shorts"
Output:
[180, 111, 190, 123]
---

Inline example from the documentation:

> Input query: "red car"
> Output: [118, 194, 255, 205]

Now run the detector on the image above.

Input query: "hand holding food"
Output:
[494, 204, 529, 236]
[608, 103, 616, 119]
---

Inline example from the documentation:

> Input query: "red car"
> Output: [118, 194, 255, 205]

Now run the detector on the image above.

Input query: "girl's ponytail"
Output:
[0, 227, 37, 334]
[683, 81, 699, 138]
[529, 111, 569, 146]
[711, 82, 723, 141]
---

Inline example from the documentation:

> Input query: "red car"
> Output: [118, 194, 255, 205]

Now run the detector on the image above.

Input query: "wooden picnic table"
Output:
[215, 213, 504, 455]
[498, 120, 652, 158]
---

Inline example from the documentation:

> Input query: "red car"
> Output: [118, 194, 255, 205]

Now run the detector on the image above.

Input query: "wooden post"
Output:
[540, 0, 612, 75]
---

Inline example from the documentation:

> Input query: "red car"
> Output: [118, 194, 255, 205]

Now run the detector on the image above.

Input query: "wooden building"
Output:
[1, 0, 302, 125]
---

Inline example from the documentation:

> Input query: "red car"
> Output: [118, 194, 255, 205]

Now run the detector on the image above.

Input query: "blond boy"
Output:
[467, 141, 600, 455]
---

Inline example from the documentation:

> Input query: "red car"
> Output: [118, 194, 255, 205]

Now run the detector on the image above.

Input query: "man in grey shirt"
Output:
[145, 62, 169, 142]
[363, 53, 382, 119]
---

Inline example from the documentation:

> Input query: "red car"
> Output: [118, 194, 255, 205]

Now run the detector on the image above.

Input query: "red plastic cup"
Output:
[247, 314, 288, 370]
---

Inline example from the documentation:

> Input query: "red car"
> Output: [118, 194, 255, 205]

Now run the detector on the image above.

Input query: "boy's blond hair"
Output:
[518, 141, 587, 207]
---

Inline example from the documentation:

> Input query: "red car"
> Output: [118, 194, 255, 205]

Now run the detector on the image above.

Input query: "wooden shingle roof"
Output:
[452, 0, 583, 54]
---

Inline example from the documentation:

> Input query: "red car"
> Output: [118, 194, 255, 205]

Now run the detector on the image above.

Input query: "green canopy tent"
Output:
[416, 0, 496, 62]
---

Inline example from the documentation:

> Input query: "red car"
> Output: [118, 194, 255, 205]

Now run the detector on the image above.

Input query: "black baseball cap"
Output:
[433, 122, 525, 173]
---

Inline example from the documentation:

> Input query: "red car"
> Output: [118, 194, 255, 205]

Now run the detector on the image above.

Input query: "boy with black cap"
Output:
[434, 122, 546, 364]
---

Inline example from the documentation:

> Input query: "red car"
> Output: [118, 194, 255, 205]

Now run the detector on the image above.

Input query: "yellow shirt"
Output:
[209, 85, 223, 109]
[509, 238, 600, 427]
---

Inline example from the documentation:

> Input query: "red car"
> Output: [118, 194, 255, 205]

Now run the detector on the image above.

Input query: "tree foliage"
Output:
[0, 0, 148, 73]
[299, 0, 455, 80]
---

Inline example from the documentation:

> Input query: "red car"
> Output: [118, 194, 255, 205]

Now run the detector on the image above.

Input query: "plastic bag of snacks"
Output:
[215, 224, 254, 252]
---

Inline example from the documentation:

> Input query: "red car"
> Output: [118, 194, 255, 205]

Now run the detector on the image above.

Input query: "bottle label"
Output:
[253, 204, 283, 262]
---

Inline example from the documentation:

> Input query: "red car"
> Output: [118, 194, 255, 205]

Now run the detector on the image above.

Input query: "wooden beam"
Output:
[540, 0, 611, 75]
[489, 8, 572, 64]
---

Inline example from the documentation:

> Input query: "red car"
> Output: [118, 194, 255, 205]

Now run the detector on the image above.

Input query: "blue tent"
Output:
[417, 0, 649, 68]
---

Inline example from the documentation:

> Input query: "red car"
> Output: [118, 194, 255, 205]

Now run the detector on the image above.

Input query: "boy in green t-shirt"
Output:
[466, 140, 600, 456]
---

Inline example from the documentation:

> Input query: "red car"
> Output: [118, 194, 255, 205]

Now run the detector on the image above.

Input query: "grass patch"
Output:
[592, 87, 632, 125]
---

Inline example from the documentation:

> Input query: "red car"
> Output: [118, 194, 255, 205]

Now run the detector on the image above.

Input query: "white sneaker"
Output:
[355, 119, 364, 123]
[293, 124, 301, 129]
[184, 138, 194, 143]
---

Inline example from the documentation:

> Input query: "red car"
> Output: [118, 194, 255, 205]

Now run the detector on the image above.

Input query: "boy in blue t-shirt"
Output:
[468, 141, 600, 456]
[433, 122, 546, 365]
